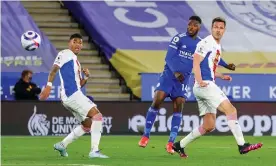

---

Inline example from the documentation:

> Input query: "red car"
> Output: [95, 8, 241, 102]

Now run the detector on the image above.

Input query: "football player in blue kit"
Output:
[138, 16, 203, 153]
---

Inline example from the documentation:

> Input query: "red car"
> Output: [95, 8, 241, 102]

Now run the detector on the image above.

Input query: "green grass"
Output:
[1, 136, 275, 166]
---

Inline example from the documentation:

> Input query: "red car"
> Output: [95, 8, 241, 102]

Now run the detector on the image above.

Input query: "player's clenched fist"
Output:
[222, 75, 232, 81]
[82, 68, 90, 78]
[40, 85, 51, 100]
[174, 72, 184, 82]
[226, 63, 236, 71]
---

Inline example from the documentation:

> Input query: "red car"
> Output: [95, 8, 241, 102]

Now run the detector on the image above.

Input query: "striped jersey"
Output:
[53, 49, 83, 100]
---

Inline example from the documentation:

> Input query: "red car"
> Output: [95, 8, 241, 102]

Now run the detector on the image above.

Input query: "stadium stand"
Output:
[1, 1, 59, 100]
[21, 1, 131, 101]
[1, 1, 275, 101]
[62, 1, 276, 98]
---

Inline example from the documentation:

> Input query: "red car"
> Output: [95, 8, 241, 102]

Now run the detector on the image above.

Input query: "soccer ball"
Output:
[21, 31, 41, 51]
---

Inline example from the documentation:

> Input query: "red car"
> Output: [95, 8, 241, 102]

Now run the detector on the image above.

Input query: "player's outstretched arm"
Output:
[40, 64, 60, 100]
[219, 58, 236, 71]
[215, 72, 232, 81]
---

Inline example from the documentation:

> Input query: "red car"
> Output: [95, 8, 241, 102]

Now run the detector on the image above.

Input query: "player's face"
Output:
[211, 21, 225, 41]
[69, 38, 83, 55]
[187, 20, 200, 37]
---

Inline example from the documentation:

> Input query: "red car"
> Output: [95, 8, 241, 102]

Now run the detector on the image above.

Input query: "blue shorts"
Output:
[155, 72, 190, 100]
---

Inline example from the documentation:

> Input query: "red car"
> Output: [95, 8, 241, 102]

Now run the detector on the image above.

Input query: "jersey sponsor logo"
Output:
[179, 50, 193, 60]
[218, 1, 276, 38]
[28, 106, 50, 136]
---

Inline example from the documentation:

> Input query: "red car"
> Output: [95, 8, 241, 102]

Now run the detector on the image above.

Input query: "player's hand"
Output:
[199, 81, 208, 87]
[222, 75, 232, 81]
[174, 72, 184, 82]
[226, 63, 236, 71]
[39, 86, 51, 100]
[82, 68, 90, 77]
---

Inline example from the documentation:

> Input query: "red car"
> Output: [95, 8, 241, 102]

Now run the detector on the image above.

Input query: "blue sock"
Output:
[168, 112, 182, 143]
[143, 107, 159, 138]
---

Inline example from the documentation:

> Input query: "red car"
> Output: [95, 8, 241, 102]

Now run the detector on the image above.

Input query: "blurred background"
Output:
[1, 1, 276, 165]
[1, 0, 276, 143]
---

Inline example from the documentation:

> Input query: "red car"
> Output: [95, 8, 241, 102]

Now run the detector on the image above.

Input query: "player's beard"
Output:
[188, 31, 198, 38]
[212, 33, 222, 42]
[71, 48, 80, 55]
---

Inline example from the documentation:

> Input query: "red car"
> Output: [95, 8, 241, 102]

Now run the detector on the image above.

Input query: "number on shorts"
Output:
[182, 84, 188, 91]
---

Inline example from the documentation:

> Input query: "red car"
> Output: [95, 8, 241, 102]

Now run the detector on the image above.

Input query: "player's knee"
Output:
[151, 100, 162, 109]
[226, 105, 237, 115]
[92, 112, 103, 121]
[87, 107, 100, 118]
[81, 118, 92, 128]
[175, 97, 185, 104]
[173, 97, 185, 113]
[231, 106, 237, 114]
[151, 91, 166, 109]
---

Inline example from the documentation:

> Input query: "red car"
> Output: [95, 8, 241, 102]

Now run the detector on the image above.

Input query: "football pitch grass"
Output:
[2, 136, 275, 166]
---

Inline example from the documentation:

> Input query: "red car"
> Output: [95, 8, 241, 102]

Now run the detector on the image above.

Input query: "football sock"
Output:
[61, 125, 88, 147]
[91, 113, 103, 152]
[168, 112, 182, 143]
[227, 112, 245, 146]
[180, 125, 206, 148]
[143, 107, 159, 138]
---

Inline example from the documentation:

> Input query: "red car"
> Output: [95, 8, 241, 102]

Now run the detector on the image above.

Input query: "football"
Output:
[21, 30, 41, 51]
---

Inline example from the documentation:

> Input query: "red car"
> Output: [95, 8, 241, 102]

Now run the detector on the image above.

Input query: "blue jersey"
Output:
[164, 33, 201, 76]
[155, 33, 201, 99]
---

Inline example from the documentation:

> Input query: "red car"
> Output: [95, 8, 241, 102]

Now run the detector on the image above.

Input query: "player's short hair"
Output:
[212, 17, 226, 27]
[69, 33, 83, 40]
[21, 70, 33, 78]
[189, 16, 202, 24]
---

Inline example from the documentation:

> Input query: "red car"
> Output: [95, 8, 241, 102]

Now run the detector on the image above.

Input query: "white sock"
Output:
[180, 125, 206, 148]
[228, 120, 245, 146]
[91, 113, 103, 152]
[227, 112, 245, 146]
[61, 125, 88, 147]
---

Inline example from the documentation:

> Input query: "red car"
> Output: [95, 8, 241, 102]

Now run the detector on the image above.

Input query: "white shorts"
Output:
[62, 91, 97, 122]
[193, 81, 228, 116]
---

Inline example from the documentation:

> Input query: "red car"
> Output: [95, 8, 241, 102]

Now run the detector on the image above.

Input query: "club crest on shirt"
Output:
[217, 1, 276, 38]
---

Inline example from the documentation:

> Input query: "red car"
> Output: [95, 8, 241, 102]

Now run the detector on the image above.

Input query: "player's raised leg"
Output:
[166, 97, 184, 154]
[54, 123, 90, 157]
[53, 103, 91, 157]
[138, 90, 167, 147]
[173, 112, 216, 158]
[217, 99, 263, 154]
